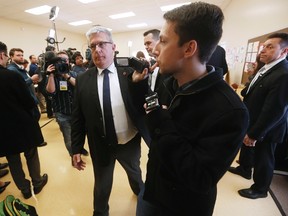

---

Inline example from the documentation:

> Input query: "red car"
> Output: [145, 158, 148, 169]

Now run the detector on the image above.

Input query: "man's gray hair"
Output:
[86, 26, 113, 43]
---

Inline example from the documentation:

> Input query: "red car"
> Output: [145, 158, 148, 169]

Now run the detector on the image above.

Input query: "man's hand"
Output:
[31, 74, 39, 83]
[46, 64, 55, 74]
[243, 134, 256, 147]
[150, 62, 158, 72]
[72, 154, 86, 170]
[132, 68, 149, 83]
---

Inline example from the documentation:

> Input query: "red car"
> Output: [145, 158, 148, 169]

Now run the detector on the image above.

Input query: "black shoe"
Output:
[48, 114, 55, 119]
[22, 189, 32, 199]
[228, 166, 251, 180]
[238, 188, 267, 199]
[81, 148, 89, 156]
[0, 169, 9, 178]
[38, 141, 47, 147]
[0, 181, 10, 194]
[33, 174, 48, 194]
[0, 163, 9, 170]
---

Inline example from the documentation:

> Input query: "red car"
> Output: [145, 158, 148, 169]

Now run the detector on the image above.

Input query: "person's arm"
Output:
[71, 75, 87, 170]
[46, 64, 56, 93]
[62, 72, 76, 86]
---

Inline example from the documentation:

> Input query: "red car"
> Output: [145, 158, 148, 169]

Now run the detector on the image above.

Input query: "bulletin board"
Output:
[241, 27, 288, 84]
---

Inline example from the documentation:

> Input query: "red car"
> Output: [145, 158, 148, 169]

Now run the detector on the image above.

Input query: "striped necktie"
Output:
[246, 66, 266, 94]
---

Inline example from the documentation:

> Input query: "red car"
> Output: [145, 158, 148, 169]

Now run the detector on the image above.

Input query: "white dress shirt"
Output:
[97, 63, 137, 144]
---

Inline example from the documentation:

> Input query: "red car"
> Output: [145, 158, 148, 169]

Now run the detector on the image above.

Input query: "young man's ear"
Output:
[184, 40, 197, 57]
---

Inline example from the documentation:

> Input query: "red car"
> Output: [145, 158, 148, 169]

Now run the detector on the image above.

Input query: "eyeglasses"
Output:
[88, 41, 112, 50]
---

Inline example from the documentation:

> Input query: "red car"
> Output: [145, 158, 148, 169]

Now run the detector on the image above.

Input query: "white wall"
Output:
[2, 0, 288, 84]
[112, 30, 149, 58]
[0, 17, 148, 60]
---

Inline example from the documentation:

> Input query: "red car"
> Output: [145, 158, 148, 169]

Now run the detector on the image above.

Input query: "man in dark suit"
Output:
[229, 33, 288, 199]
[0, 41, 48, 199]
[207, 45, 228, 76]
[143, 29, 170, 92]
[71, 26, 150, 216]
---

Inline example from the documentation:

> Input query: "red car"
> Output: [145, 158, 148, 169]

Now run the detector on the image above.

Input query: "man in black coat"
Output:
[229, 33, 288, 199]
[0, 41, 48, 199]
[71, 26, 150, 216]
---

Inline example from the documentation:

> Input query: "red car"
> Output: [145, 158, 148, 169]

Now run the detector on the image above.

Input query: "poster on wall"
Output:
[253, 41, 260, 52]
[251, 52, 257, 62]
[245, 52, 252, 62]
[247, 42, 253, 52]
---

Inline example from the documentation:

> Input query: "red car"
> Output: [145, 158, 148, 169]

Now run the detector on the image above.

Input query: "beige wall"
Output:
[1, 0, 288, 84]
[0, 19, 87, 59]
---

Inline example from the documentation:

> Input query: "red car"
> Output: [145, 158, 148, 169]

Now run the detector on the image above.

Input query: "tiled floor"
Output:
[0, 115, 281, 216]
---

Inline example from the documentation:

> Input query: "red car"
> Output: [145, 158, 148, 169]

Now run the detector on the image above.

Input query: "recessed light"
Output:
[25, 5, 51, 15]
[69, 20, 92, 26]
[127, 23, 147, 28]
[109, 12, 135, 19]
[78, 0, 99, 3]
[160, 2, 190, 12]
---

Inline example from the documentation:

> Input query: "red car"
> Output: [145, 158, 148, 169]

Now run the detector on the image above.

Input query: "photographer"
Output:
[46, 50, 88, 162]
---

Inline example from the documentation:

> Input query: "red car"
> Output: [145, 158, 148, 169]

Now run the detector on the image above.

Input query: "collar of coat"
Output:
[163, 65, 223, 96]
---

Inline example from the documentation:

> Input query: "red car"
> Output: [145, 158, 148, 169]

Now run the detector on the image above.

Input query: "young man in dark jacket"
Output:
[131, 2, 249, 216]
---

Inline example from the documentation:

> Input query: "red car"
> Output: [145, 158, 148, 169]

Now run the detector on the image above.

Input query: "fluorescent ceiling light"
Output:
[109, 12, 135, 19]
[127, 23, 147, 28]
[78, 0, 99, 3]
[69, 20, 92, 26]
[160, 2, 190, 12]
[25, 5, 51, 15]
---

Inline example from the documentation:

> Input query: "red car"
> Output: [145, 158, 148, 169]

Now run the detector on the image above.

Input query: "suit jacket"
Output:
[0, 66, 44, 156]
[71, 66, 150, 166]
[241, 59, 288, 142]
[207, 45, 228, 75]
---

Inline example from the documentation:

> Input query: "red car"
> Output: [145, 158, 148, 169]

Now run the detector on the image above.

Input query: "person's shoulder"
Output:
[0, 67, 23, 80]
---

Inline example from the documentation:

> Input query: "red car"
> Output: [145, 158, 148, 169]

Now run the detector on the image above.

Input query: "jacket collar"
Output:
[164, 66, 223, 96]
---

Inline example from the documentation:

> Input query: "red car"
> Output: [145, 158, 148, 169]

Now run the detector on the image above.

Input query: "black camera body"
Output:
[115, 57, 150, 73]
[49, 57, 70, 74]
[145, 92, 160, 111]
[54, 57, 69, 74]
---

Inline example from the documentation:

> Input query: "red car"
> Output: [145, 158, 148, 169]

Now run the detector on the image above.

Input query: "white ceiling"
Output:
[0, 0, 231, 35]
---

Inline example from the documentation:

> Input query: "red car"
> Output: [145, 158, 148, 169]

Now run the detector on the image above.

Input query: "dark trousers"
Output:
[92, 134, 143, 216]
[239, 144, 255, 172]
[6, 147, 42, 193]
[251, 140, 278, 193]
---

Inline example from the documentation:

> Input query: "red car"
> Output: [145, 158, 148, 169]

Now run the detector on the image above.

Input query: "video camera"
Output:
[115, 57, 150, 73]
[49, 57, 70, 74]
